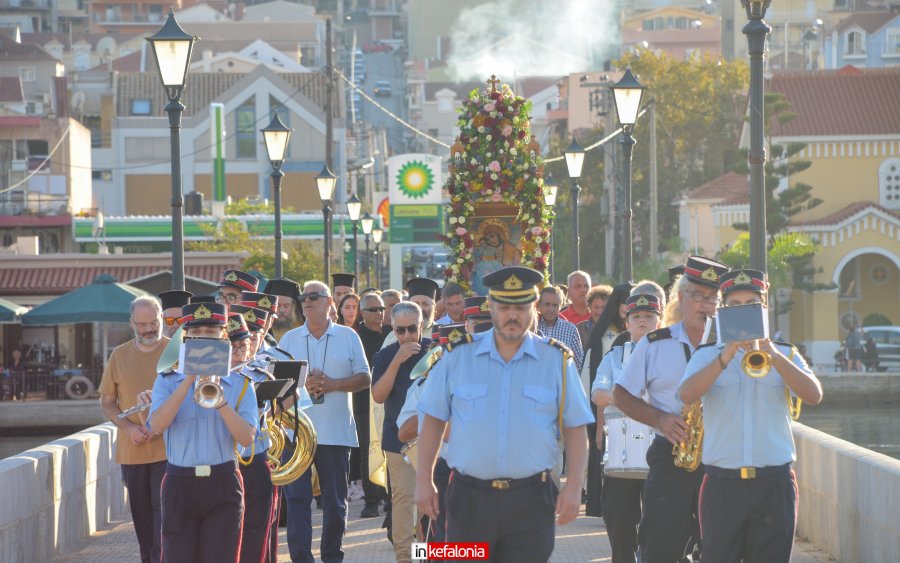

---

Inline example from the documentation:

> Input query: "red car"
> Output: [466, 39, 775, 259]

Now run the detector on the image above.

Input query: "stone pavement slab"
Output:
[53, 496, 832, 562]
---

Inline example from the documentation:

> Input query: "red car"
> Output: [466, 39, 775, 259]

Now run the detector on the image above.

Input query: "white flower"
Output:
[535, 236, 543, 243]
[459, 216, 466, 224]
[528, 218, 535, 224]
[457, 258, 464, 264]
[510, 148, 517, 155]
[449, 217, 458, 224]
[486, 135, 492, 141]
[478, 126, 485, 133]
[491, 173, 498, 180]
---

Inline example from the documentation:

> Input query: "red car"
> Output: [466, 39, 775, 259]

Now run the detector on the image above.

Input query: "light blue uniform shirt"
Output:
[236, 366, 272, 459]
[278, 321, 369, 447]
[618, 322, 697, 416]
[149, 371, 258, 467]
[680, 342, 811, 469]
[592, 342, 635, 395]
[418, 330, 595, 480]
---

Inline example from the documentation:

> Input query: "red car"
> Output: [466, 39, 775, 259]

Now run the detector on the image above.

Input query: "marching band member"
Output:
[144, 302, 258, 563]
[678, 269, 822, 563]
[591, 292, 663, 563]
[613, 256, 729, 563]
[415, 267, 594, 562]
[216, 270, 260, 307]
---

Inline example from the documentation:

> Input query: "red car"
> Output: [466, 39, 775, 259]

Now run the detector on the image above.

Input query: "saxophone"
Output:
[672, 315, 714, 471]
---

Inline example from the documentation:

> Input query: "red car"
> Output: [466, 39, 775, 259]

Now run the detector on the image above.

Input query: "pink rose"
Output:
[491, 192, 502, 202]
[455, 227, 467, 236]
[531, 226, 542, 236]
[501, 125, 513, 137]
[483, 102, 496, 112]
[488, 160, 501, 172]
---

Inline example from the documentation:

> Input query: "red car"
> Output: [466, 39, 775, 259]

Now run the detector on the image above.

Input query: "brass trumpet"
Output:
[741, 342, 771, 378]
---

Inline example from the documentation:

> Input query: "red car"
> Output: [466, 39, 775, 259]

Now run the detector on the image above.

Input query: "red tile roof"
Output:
[0, 33, 57, 63]
[0, 77, 24, 103]
[834, 11, 899, 34]
[767, 66, 900, 137]
[683, 171, 748, 202]
[0, 263, 241, 296]
[790, 201, 900, 227]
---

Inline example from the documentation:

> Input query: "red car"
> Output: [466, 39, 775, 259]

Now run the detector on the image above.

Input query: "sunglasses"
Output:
[394, 324, 419, 335]
[298, 292, 326, 303]
[163, 316, 184, 327]
[362, 307, 386, 313]
[215, 292, 240, 304]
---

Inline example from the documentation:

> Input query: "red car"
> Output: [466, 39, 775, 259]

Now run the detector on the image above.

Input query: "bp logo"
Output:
[396, 161, 434, 199]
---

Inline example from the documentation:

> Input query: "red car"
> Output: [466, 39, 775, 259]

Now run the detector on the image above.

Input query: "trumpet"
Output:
[194, 358, 258, 409]
[741, 341, 771, 378]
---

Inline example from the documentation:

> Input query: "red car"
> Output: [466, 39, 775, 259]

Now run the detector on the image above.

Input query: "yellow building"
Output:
[681, 66, 900, 367]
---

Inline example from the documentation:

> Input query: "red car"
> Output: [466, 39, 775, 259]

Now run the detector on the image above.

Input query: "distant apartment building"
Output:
[823, 11, 900, 68]
[621, 6, 721, 60]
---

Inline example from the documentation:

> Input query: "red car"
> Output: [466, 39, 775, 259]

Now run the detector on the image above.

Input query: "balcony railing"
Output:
[0, 0, 50, 10]
[0, 191, 70, 216]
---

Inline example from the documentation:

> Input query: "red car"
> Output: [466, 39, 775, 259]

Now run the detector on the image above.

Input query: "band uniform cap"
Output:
[229, 304, 269, 332]
[181, 302, 228, 327]
[473, 321, 493, 334]
[483, 266, 543, 304]
[667, 265, 685, 282]
[218, 269, 259, 292]
[624, 293, 662, 316]
[431, 327, 441, 342]
[439, 323, 466, 345]
[406, 277, 440, 301]
[263, 277, 301, 300]
[682, 256, 729, 289]
[464, 296, 491, 319]
[331, 272, 356, 289]
[189, 295, 217, 304]
[227, 312, 251, 341]
[719, 268, 769, 295]
[158, 290, 193, 310]
[241, 292, 279, 313]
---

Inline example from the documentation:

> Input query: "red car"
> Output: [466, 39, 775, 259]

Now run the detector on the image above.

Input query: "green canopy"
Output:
[0, 297, 27, 323]
[21, 274, 149, 326]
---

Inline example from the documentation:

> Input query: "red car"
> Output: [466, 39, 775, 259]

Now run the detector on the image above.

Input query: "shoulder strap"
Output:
[646, 327, 672, 343]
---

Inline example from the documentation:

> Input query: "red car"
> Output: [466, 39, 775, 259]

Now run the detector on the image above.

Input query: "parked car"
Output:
[862, 326, 900, 371]
[363, 40, 392, 54]
[373, 80, 392, 97]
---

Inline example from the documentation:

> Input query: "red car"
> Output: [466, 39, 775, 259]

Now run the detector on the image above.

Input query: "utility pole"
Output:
[649, 101, 658, 258]
[325, 17, 335, 274]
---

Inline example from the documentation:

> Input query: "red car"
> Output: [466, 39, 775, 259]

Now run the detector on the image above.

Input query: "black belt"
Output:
[451, 469, 551, 491]
[705, 462, 792, 480]
[166, 460, 237, 478]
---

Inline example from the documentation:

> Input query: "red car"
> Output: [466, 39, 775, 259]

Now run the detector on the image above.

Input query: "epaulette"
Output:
[610, 331, 630, 349]
[696, 341, 718, 350]
[446, 334, 473, 352]
[160, 367, 177, 377]
[264, 332, 278, 347]
[646, 327, 672, 343]
[271, 346, 293, 360]
[250, 365, 269, 375]
[546, 337, 573, 358]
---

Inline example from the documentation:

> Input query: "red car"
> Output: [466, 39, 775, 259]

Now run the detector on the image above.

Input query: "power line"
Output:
[0, 125, 70, 194]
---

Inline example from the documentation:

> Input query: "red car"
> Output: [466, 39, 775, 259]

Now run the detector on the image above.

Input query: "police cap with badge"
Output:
[624, 293, 662, 317]
[229, 304, 269, 332]
[682, 255, 729, 289]
[227, 313, 252, 342]
[438, 323, 467, 346]
[719, 268, 769, 296]
[482, 266, 544, 304]
[180, 303, 228, 326]
[218, 269, 259, 293]
[241, 292, 279, 315]
[463, 296, 491, 320]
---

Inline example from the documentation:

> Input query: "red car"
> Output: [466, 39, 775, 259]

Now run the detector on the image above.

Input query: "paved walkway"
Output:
[53, 496, 833, 562]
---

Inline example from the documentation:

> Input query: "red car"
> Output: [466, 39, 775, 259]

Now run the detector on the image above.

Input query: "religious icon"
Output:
[470, 212, 523, 296]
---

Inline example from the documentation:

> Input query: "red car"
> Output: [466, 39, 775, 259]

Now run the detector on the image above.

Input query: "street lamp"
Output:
[146, 8, 197, 291]
[360, 212, 374, 288]
[371, 223, 384, 288]
[543, 175, 559, 282]
[610, 66, 645, 281]
[347, 193, 362, 288]
[564, 137, 585, 272]
[316, 165, 337, 282]
[742, 0, 772, 272]
[261, 113, 292, 278]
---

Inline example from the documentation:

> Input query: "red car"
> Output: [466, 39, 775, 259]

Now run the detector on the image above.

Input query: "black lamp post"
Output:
[316, 165, 337, 282]
[610, 66, 645, 281]
[360, 212, 374, 288]
[347, 193, 363, 288]
[564, 138, 585, 272]
[261, 113, 292, 279]
[543, 176, 559, 282]
[371, 223, 383, 288]
[742, 0, 772, 273]
[146, 8, 197, 291]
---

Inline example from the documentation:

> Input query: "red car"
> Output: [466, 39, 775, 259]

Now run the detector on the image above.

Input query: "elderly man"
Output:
[560, 270, 592, 325]
[381, 289, 402, 331]
[434, 282, 466, 326]
[98, 296, 170, 563]
[158, 290, 192, 338]
[216, 269, 259, 307]
[537, 286, 584, 372]
[381, 278, 438, 350]
[372, 302, 431, 563]
[279, 281, 371, 563]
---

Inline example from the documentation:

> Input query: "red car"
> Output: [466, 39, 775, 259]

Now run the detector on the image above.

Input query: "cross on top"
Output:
[487, 74, 501, 93]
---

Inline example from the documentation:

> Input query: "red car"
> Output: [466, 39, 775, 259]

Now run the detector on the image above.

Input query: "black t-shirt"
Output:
[371, 338, 431, 453]
[357, 323, 390, 366]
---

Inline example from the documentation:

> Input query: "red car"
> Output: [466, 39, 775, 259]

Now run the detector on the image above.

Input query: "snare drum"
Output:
[401, 439, 418, 471]
[603, 406, 652, 479]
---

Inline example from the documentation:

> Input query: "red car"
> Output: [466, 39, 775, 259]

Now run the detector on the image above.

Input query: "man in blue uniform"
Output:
[415, 267, 594, 562]
[678, 269, 823, 563]
[144, 302, 258, 563]
[613, 255, 729, 563]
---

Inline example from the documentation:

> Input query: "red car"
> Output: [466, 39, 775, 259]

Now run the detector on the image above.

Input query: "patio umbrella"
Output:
[0, 297, 27, 323]
[21, 274, 148, 326]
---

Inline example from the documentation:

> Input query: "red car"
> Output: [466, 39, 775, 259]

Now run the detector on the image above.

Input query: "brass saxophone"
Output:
[672, 315, 714, 471]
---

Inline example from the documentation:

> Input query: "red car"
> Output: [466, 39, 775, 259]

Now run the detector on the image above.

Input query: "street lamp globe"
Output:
[347, 193, 363, 222]
[610, 67, 645, 128]
[564, 138, 585, 179]
[543, 177, 559, 207]
[261, 113, 292, 167]
[371, 224, 384, 245]
[741, 0, 771, 19]
[146, 9, 197, 95]
[360, 212, 374, 235]
[316, 165, 337, 205]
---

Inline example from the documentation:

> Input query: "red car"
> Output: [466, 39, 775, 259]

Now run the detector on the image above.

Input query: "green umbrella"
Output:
[21, 274, 149, 326]
[0, 297, 27, 323]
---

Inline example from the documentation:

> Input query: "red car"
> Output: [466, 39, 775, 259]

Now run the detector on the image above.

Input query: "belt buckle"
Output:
[491, 479, 510, 490]
[195, 465, 212, 477]
[740, 467, 756, 480]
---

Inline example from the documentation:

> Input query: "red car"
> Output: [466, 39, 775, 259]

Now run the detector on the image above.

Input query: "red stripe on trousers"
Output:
[698, 473, 709, 541]
[258, 466, 277, 563]
[234, 467, 245, 563]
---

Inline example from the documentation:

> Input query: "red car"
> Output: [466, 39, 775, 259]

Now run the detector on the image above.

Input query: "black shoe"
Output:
[360, 504, 380, 518]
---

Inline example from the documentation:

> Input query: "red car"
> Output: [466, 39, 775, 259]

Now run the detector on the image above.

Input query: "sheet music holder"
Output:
[272, 360, 308, 397]
[715, 302, 769, 344]
[179, 337, 231, 376]
[254, 379, 294, 407]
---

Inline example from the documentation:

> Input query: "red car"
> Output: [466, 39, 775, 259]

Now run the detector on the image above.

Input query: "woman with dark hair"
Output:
[582, 281, 634, 518]
[337, 293, 361, 328]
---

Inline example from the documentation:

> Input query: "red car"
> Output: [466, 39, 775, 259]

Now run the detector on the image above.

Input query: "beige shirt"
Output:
[98, 337, 169, 465]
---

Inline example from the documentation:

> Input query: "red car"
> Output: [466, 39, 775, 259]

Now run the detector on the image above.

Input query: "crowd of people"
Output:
[96, 256, 823, 563]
